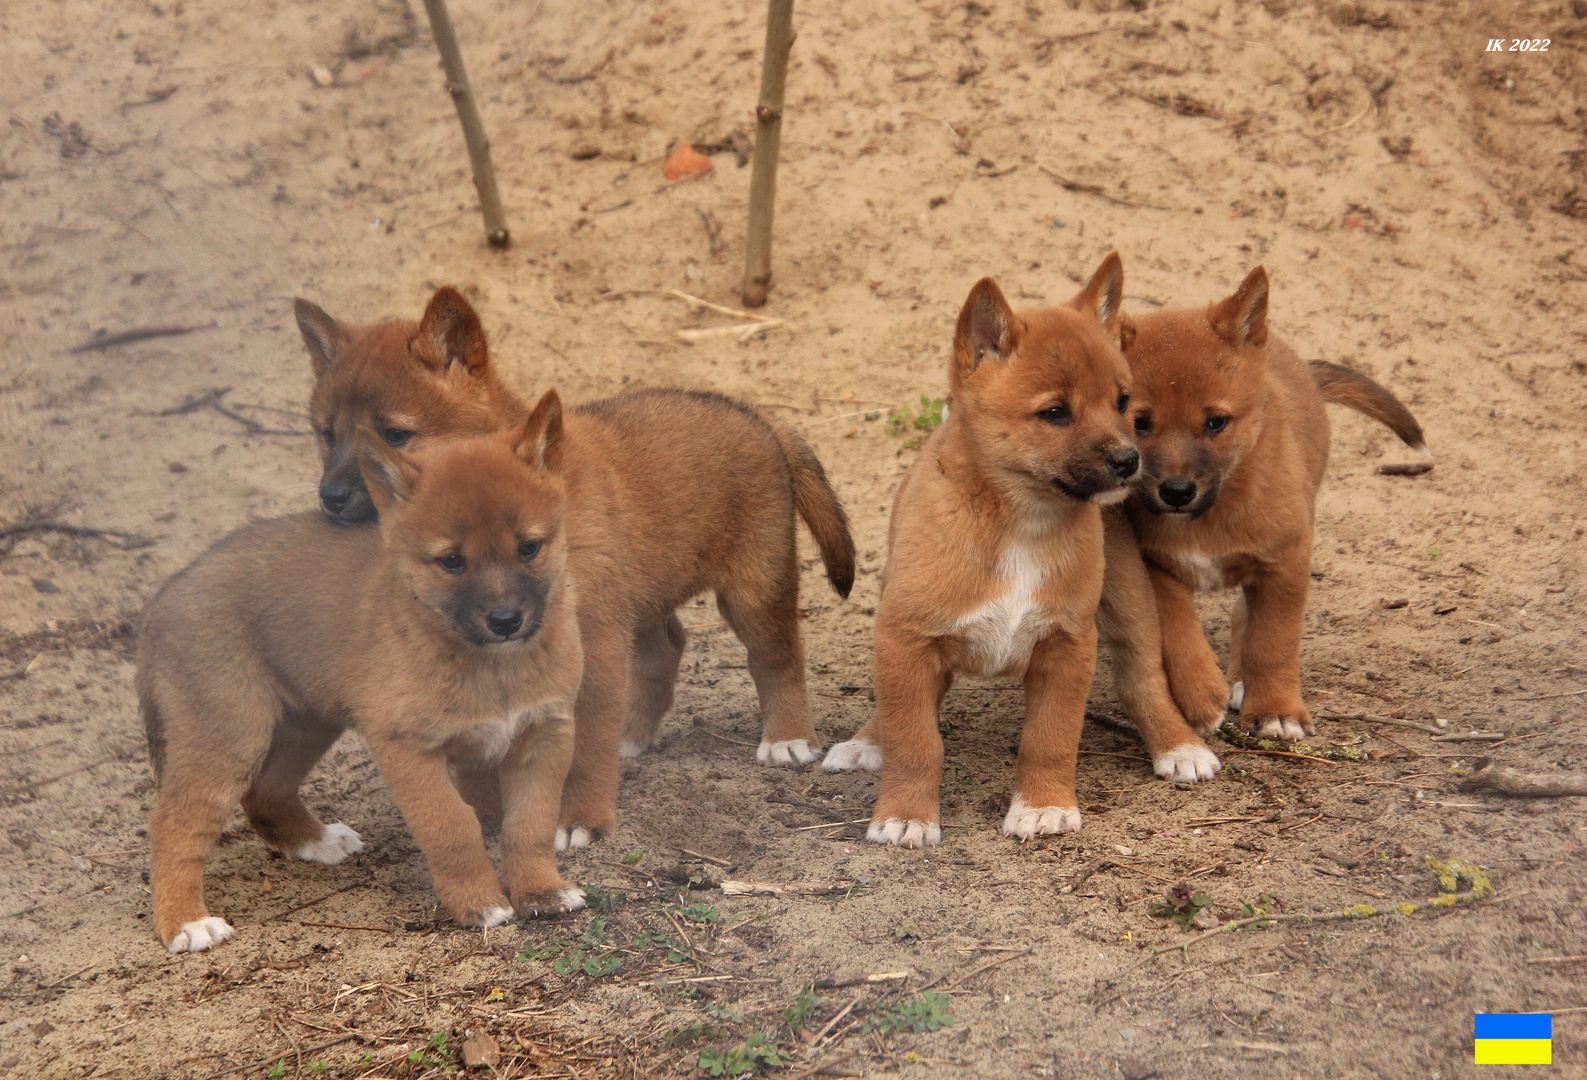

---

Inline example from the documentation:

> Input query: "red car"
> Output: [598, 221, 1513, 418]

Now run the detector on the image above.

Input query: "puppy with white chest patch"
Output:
[1120, 266, 1429, 742]
[139, 394, 585, 952]
[823, 254, 1144, 847]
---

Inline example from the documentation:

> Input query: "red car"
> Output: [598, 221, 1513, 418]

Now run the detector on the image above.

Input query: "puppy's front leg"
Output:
[557, 621, 628, 850]
[366, 737, 510, 928]
[500, 710, 585, 918]
[1005, 625, 1095, 840]
[1235, 544, 1314, 742]
[868, 625, 950, 848]
[1098, 516, 1219, 783]
[1150, 564, 1229, 731]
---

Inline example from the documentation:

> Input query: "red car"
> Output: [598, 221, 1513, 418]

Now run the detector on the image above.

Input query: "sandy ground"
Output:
[2, 0, 1586, 1077]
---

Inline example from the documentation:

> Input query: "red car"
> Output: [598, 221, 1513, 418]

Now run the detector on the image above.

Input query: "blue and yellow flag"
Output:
[1475, 1013, 1551, 1065]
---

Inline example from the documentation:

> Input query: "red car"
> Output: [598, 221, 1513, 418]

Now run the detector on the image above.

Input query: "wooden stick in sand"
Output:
[421, 0, 510, 248]
[741, 0, 795, 307]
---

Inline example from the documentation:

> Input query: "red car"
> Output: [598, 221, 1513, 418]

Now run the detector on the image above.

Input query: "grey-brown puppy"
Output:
[141, 394, 583, 953]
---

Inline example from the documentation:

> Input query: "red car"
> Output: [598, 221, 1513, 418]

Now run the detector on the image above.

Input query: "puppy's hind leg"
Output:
[147, 680, 276, 953]
[242, 717, 363, 864]
[717, 579, 820, 767]
[620, 613, 687, 759]
[1226, 592, 1247, 713]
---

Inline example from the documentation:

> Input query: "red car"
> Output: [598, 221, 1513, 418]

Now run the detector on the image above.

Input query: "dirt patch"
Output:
[2, 0, 1585, 1077]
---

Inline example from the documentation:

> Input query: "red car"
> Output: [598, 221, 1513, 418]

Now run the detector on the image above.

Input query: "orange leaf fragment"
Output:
[663, 144, 713, 180]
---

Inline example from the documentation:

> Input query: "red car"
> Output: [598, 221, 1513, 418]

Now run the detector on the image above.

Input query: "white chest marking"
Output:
[470, 706, 545, 761]
[1170, 551, 1228, 592]
[953, 542, 1052, 678]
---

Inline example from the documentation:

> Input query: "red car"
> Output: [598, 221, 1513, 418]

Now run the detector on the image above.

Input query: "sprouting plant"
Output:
[862, 992, 954, 1035]
[265, 1063, 286, 1080]
[1238, 892, 1284, 928]
[671, 902, 722, 925]
[1152, 881, 1216, 930]
[698, 1034, 786, 1076]
[783, 989, 825, 1037]
[407, 1029, 456, 1069]
[888, 396, 945, 436]
[623, 849, 643, 864]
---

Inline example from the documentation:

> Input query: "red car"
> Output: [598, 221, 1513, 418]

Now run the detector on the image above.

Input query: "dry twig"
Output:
[1459, 759, 1587, 797]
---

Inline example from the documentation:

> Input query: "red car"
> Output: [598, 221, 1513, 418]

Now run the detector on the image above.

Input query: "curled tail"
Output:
[766, 421, 857, 599]
[1310, 361, 1429, 453]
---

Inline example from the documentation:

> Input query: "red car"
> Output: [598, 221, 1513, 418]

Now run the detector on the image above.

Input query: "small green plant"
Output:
[407, 1030, 457, 1069]
[1238, 892, 1284, 927]
[581, 882, 624, 915]
[671, 902, 722, 925]
[888, 396, 945, 436]
[698, 1034, 787, 1076]
[1151, 881, 1216, 930]
[862, 992, 954, 1035]
[309, 1061, 330, 1076]
[783, 989, 825, 1037]
[623, 848, 643, 864]
[265, 1063, 286, 1080]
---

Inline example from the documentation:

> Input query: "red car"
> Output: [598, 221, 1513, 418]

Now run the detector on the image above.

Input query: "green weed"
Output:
[862, 992, 954, 1035]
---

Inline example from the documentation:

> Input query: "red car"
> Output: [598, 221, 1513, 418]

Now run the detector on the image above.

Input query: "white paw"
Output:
[756, 739, 819, 767]
[866, 818, 941, 849]
[821, 739, 882, 772]
[289, 822, 365, 864]
[1227, 681, 1245, 712]
[554, 825, 592, 852]
[620, 738, 648, 759]
[1001, 795, 1081, 841]
[1153, 743, 1222, 784]
[168, 917, 235, 954]
[476, 905, 515, 929]
[1255, 715, 1309, 741]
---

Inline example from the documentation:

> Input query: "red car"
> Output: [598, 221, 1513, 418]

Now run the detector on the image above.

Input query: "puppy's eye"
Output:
[1037, 404, 1072, 426]
[518, 539, 542, 562]
[437, 552, 466, 574]
[382, 428, 415, 447]
[1204, 415, 1230, 435]
[1134, 414, 1153, 437]
[1116, 393, 1130, 415]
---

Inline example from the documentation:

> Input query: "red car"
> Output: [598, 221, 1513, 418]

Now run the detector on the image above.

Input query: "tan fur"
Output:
[140, 402, 584, 951]
[824, 255, 1141, 847]
[295, 288, 856, 844]
[1114, 266, 1428, 742]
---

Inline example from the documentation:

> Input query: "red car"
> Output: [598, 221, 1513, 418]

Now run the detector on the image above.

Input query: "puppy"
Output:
[823, 254, 1142, 847]
[295, 289, 856, 847]
[1121, 266, 1428, 741]
[141, 398, 584, 952]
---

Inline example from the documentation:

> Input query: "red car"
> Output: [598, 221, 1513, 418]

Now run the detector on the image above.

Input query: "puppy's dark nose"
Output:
[1106, 446, 1140, 480]
[486, 609, 523, 638]
[1158, 479, 1197, 508]
[319, 483, 351, 515]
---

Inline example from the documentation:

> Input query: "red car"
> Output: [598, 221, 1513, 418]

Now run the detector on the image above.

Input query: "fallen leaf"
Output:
[663, 144, 712, 180]
[462, 1032, 500, 1069]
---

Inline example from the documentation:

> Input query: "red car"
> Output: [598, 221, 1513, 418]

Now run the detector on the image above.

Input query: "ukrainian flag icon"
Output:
[1475, 1013, 1552, 1065]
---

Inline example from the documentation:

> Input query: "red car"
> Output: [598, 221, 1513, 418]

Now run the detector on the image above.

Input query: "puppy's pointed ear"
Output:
[1211, 266, 1269, 348]
[415, 287, 491, 374]
[1070, 252, 1124, 337]
[513, 388, 564, 471]
[295, 298, 348, 380]
[954, 278, 1022, 375]
[356, 426, 421, 512]
[1119, 312, 1138, 353]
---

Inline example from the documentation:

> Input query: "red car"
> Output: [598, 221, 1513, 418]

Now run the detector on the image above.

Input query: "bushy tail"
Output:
[766, 421, 857, 599]
[1310, 361, 1428, 452]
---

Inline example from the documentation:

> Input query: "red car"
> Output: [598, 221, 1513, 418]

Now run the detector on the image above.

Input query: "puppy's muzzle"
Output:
[1105, 446, 1140, 480]
[1158, 478, 1196, 509]
[485, 609, 524, 640]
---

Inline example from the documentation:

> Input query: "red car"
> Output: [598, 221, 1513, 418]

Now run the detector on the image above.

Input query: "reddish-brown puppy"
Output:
[141, 399, 584, 952]
[295, 289, 856, 847]
[1121, 266, 1428, 741]
[824, 254, 1145, 846]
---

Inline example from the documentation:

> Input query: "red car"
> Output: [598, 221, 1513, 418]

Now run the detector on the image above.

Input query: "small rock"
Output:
[72, 857, 91, 872]
[569, 142, 602, 161]
[31, 1021, 52, 1039]
[1192, 908, 1220, 930]
[1120, 1057, 1158, 1080]
[310, 65, 335, 87]
[1118, 1027, 1140, 1039]
[461, 1032, 500, 1069]
[1380, 596, 1408, 610]
[32, 578, 59, 594]
[1113, 844, 1133, 857]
